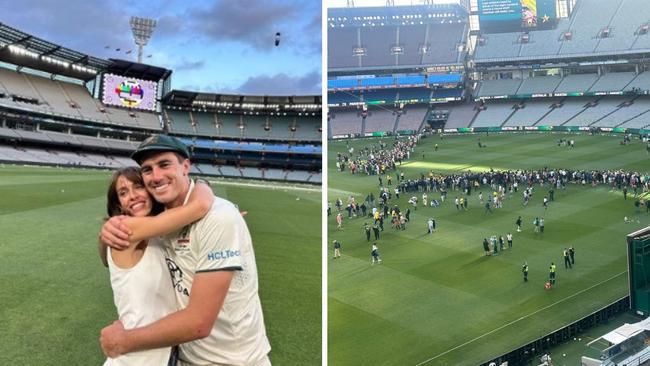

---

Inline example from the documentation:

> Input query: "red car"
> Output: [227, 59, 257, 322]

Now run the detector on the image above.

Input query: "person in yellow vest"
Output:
[549, 262, 556, 285]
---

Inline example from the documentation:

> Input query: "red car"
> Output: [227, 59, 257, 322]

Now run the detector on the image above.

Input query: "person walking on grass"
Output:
[485, 200, 492, 214]
[364, 223, 371, 242]
[427, 217, 436, 234]
[371, 243, 382, 264]
[522, 262, 529, 282]
[563, 248, 572, 269]
[372, 222, 380, 240]
[333, 240, 342, 259]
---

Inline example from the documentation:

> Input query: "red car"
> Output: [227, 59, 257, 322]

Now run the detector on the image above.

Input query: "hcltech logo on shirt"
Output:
[207, 250, 241, 261]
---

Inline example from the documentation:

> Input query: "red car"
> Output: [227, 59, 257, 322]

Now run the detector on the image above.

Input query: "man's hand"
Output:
[100, 216, 132, 250]
[100, 320, 128, 358]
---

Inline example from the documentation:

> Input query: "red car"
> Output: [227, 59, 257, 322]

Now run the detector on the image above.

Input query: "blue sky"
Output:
[0, 0, 321, 95]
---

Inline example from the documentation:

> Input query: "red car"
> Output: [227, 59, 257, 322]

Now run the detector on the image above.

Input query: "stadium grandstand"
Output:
[0, 22, 322, 184]
[328, 0, 650, 365]
[469, 0, 650, 135]
[328, 0, 650, 139]
[327, 3, 468, 138]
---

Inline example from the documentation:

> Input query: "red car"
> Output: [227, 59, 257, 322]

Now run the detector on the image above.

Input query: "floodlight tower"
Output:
[129, 16, 157, 63]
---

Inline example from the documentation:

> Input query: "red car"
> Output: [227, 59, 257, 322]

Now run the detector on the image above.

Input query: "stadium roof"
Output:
[106, 59, 171, 82]
[0, 22, 110, 80]
[328, 4, 467, 27]
[600, 324, 644, 345]
[162, 90, 321, 114]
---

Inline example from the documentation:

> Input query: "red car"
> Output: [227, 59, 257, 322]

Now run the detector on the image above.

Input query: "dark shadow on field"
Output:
[459, 254, 499, 271]
[407, 248, 504, 288]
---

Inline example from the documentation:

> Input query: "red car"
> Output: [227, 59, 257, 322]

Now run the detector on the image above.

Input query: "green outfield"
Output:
[328, 133, 650, 366]
[0, 165, 321, 366]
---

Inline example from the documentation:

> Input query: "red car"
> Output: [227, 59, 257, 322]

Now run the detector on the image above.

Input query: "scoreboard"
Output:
[102, 73, 158, 111]
[478, 0, 557, 33]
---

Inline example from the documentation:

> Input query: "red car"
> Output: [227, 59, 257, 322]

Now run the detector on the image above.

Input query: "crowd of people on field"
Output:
[334, 135, 419, 176]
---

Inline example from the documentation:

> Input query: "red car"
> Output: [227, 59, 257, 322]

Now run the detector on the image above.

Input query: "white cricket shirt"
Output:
[163, 181, 271, 365]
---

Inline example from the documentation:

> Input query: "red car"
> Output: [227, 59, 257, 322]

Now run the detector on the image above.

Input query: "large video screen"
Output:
[478, 0, 556, 33]
[102, 73, 157, 111]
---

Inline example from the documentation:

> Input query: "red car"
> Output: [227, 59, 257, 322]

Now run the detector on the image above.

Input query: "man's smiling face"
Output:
[139, 151, 190, 208]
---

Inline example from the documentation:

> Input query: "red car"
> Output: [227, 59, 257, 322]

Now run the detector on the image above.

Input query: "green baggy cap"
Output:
[131, 134, 190, 164]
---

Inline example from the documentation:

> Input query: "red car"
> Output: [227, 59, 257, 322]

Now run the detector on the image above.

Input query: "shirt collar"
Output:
[182, 179, 195, 206]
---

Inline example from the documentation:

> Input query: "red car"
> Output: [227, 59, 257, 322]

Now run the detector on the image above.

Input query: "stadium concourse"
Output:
[0, 22, 322, 184]
[328, 0, 650, 365]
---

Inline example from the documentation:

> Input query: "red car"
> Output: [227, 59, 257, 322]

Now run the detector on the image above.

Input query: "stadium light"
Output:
[129, 16, 157, 63]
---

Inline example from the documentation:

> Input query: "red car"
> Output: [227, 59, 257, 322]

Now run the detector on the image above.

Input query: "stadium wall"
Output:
[479, 297, 630, 366]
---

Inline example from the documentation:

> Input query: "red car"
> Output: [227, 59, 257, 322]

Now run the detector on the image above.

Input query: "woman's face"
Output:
[115, 175, 153, 217]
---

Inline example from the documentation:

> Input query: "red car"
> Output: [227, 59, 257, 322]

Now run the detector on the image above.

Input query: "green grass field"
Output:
[0, 164, 321, 365]
[328, 133, 650, 366]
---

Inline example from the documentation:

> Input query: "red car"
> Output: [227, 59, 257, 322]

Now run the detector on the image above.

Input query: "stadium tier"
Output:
[163, 109, 320, 142]
[363, 106, 398, 134]
[464, 96, 650, 129]
[328, 4, 468, 70]
[554, 73, 599, 93]
[439, 102, 479, 129]
[0, 23, 321, 184]
[476, 71, 650, 99]
[504, 98, 561, 127]
[566, 97, 627, 127]
[594, 97, 650, 128]
[329, 21, 466, 69]
[475, 0, 650, 62]
[516, 76, 562, 95]
[0, 68, 162, 130]
[329, 109, 363, 136]
[329, 87, 462, 106]
[328, 104, 430, 137]
[397, 104, 429, 131]
[476, 78, 522, 98]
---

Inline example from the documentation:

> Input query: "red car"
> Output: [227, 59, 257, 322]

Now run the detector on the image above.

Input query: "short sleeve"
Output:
[195, 202, 246, 273]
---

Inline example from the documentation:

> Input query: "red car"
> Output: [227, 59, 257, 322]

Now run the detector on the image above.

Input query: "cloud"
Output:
[188, 0, 300, 50]
[235, 71, 321, 96]
[173, 59, 205, 71]
[155, 14, 185, 39]
[303, 13, 323, 56]
[178, 82, 245, 94]
[0, 0, 132, 58]
[0, 0, 322, 93]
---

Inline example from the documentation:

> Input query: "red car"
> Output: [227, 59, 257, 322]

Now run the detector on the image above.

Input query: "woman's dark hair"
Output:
[106, 166, 164, 217]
